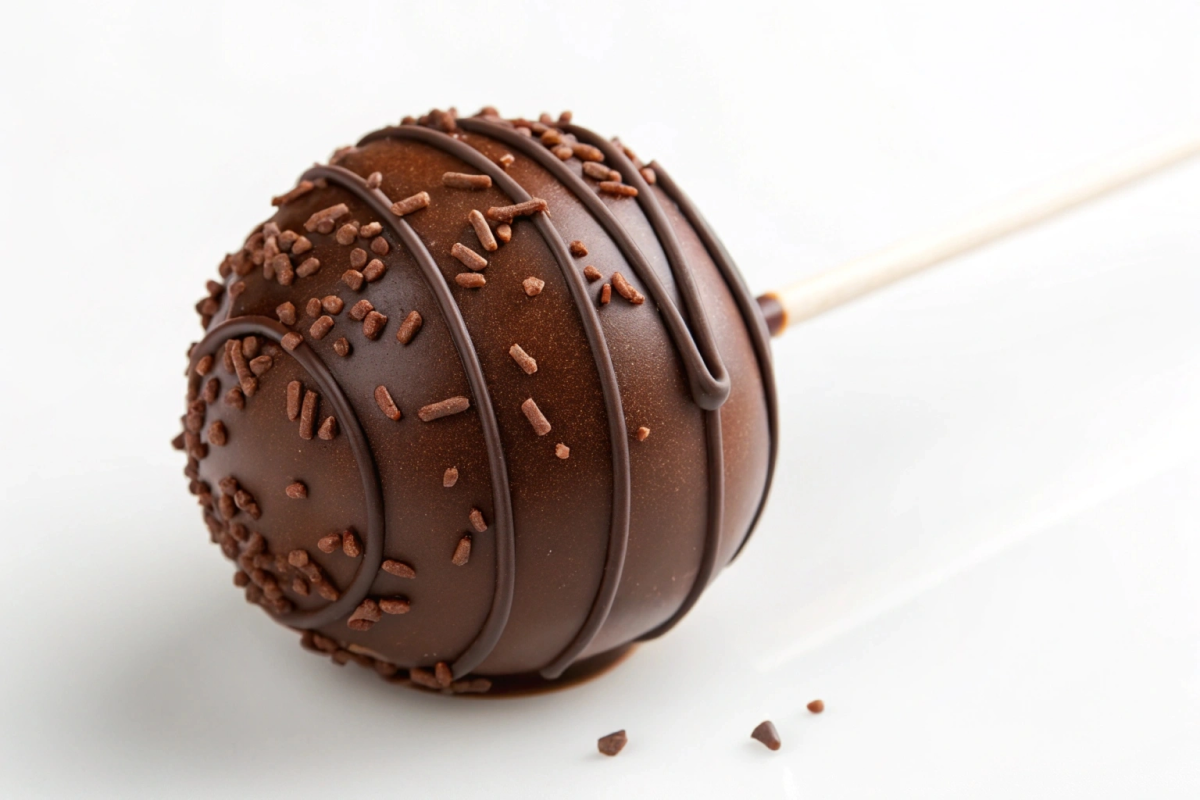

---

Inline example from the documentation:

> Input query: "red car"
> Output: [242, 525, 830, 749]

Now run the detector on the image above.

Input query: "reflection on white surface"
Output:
[1, 0, 1199, 796]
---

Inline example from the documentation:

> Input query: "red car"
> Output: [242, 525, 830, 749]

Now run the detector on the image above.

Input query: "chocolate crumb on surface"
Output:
[374, 386, 403, 421]
[336, 223, 358, 246]
[299, 390, 318, 440]
[455, 273, 486, 288]
[296, 257, 321, 278]
[341, 270, 365, 291]
[442, 172, 492, 190]
[611, 272, 646, 304]
[317, 532, 341, 554]
[362, 311, 388, 340]
[249, 355, 273, 377]
[807, 699, 825, 714]
[569, 240, 588, 257]
[380, 597, 410, 615]
[599, 181, 638, 197]
[486, 198, 548, 223]
[225, 386, 245, 409]
[390, 192, 430, 217]
[333, 337, 351, 357]
[208, 420, 228, 447]
[363, 258, 387, 282]
[359, 221, 383, 238]
[342, 529, 362, 558]
[304, 203, 350, 233]
[496, 223, 512, 243]
[468, 209, 498, 252]
[371, 236, 390, 256]
[751, 721, 782, 751]
[321, 295, 344, 315]
[418, 396, 470, 422]
[572, 143, 604, 162]
[521, 398, 552, 436]
[451, 534, 472, 566]
[600, 283, 611, 305]
[287, 381, 302, 420]
[195, 355, 214, 377]
[318, 416, 338, 440]
[443, 466, 459, 488]
[396, 310, 423, 344]
[583, 265, 602, 282]
[382, 559, 416, 579]
[636, 426, 650, 441]
[509, 344, 538, 375]
[349, 247, 368, 269]
[276, 302, 297, 326]
[597, 730, 628, 757]
[469, 508, 488, 533]
[292, 236, 313, 255]
[451, 242, 488, 271]
[556, 443, 571, 459]
[523, 276, 544, 297]
[285, 481, 307, 499]
[349, 299, 374, 321]
[281, 332, 303, 351]
[310, 315, 334, 340]
[583, 162, 620, 181]
[498, 153, 515, 169]
[305, 298, 322, 318]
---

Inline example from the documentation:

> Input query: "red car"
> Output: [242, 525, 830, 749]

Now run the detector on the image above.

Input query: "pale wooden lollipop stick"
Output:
[758, 127, 1200, 336]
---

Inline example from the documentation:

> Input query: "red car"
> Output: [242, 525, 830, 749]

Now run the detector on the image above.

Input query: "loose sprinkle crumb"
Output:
[556, 443, 571, 459]
[443, 172, 492, 190]
[349, 299, 374, 321]
[583, 265, 602, 282]
[333, 337, 351, 357]
[523, 276, 544, 296]
[310, 315, 334, 340]
[469, 209, 498, 252]
[443, 467, 459, 488]
[396, 310, 423, 345]
[276, 302, 297, 326]
[486, 198, 547, 223]
[612, 272, 645, 304]
[600, 283, 611, 304]
[285, 482, 307, 499]
[509, 344, 538, 375]
[296, 257, 321, 278]
[469, 508, 488, 533]
[304, 203, 350, 233]
[807, 699, 825, 714]
[418, 396, 470, 422]
[374, 386, 402, 421]
[282, 332, 303, 351]
[496, 224, 512, 243]
[598, 731, 628, 757]
[382, 560, 416, 578]
[391, 192, 430, 217]
[751, 721, 781, 751]
[636, 426, 650, 441]
[341, 270, 365, 291]
[599, 181, 638, 197]
[569, 240, 588, 257]
[363, 310, 388, 339]
[318, 416, 338, 440]
[455, 272, 486, 288]
[521, 398, 552, 436]
[299, 390, 318, 440]
[451, 534, 472, 566]
[272, 180, 315, 206]
[451, 242, 488, 271]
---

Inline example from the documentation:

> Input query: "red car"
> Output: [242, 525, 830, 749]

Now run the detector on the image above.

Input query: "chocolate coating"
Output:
[181, 109, 777, 687]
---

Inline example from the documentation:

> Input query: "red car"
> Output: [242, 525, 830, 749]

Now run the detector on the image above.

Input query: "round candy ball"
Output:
[179, 108, 777, 692]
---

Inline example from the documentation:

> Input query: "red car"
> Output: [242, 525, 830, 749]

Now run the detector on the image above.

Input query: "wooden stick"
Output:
[758, 127, 1200, 336]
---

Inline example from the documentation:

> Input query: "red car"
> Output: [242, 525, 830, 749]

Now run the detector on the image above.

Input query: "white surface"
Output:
[1, 1, 1198, 797]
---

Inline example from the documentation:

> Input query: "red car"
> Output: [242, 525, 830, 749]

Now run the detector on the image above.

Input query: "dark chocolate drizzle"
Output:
[353, 126, 634, 680]
[651, 163, 779, 560]
[562, 125, 729, 640]
[457, 117, 732, 411]
[299, 164, 516, 680]
[187, 316, 386, 628]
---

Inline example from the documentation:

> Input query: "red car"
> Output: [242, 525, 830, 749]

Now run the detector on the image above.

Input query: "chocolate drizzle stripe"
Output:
[563, 125, 726, 642]
[300, 164, 516, 680]
[651, 162, 779, 561]
[186, 316, 385, 628]
[457, 117, 731, 411]
[357, 125, 632, 680]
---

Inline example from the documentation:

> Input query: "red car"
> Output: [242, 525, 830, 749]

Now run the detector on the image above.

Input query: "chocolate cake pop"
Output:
[178, 107, 778, 691]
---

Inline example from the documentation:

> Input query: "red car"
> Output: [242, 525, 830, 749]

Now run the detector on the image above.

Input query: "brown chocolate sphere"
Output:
[179, 108, 777, 692]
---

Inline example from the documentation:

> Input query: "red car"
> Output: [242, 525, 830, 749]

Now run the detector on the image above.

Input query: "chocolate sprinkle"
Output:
[496, 223, 512, 243]
[359, 221, 383, 238]
[521, 397, 552, 436]
[508, 344, 537, 375]
[296, 257, 321, 278]
[208, 420, 228, 447]
[569, 240, 588, 257]
[225, 386, 245, 409]
[349, 248, 368, 269]
[195, 355, 214, 377]
[382, 560, 416, 579]
[299, 390, 318, 440]
[612, 272, 645, 304]
[572, 143, 604, 162]
[292, 236, 313, 255]
[333, 337, 351, 357]
[272, 180, 315, 206]
[371, 236, 390, 256]
[597, 731, 627, 757]
[304, 203, 350, 233]
[318, 416, 338, 440]
[281, 332, 303, 351]
[362, 310, 388, 340]
[365, 171, 383, 189]
[443, 467, 459, 488]
[249, 355, 273, 376]
[285, 482, 307, 499]
[451, 242, 488, 271]
[418, 396, 470, 422]
[374, 386, 402, 421]
[347, 598, 381, 631]
[556, 443, 571, 459]
[443, 172, 492, 190]
[363, 258, 387, 282]
[336, 223, 358, 246]
[469, 508, 488, 533]
[640, 166, 657, 185]
[600, 283, 611, 305]
[522, 276, 544, 296]
[349, 299, 374, 321]
[390, 192, 430, 217]
[276, 302, 297, 326]
[317, 533, 341, 554]
[486, 198, 547, 223]
[321, 295, 344, 315]
[751, 721, 781, 751]
[807, 699, 825, 714]
[396, 310, 423, 345]
[636, 426, 650, 441]
[287, 381, 302, 421]
[342, 529, 362, 558]
[599, 181, 638, 197]
[306, 298, 322, 318]
[583, 265, 602, 282]
[498, 153, 515, 169]
[455, 273, 486, 288]
[310, 315, 334, 340]
[380, 597, 411, 615]
[451, 534, 472, 566]
[583, 162, 620, 181]
[468, 209, 498, 252]
[341, 270, 365, 291]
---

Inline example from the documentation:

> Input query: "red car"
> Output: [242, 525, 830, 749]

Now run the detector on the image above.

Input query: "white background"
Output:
[2, 1, 1198, 797]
